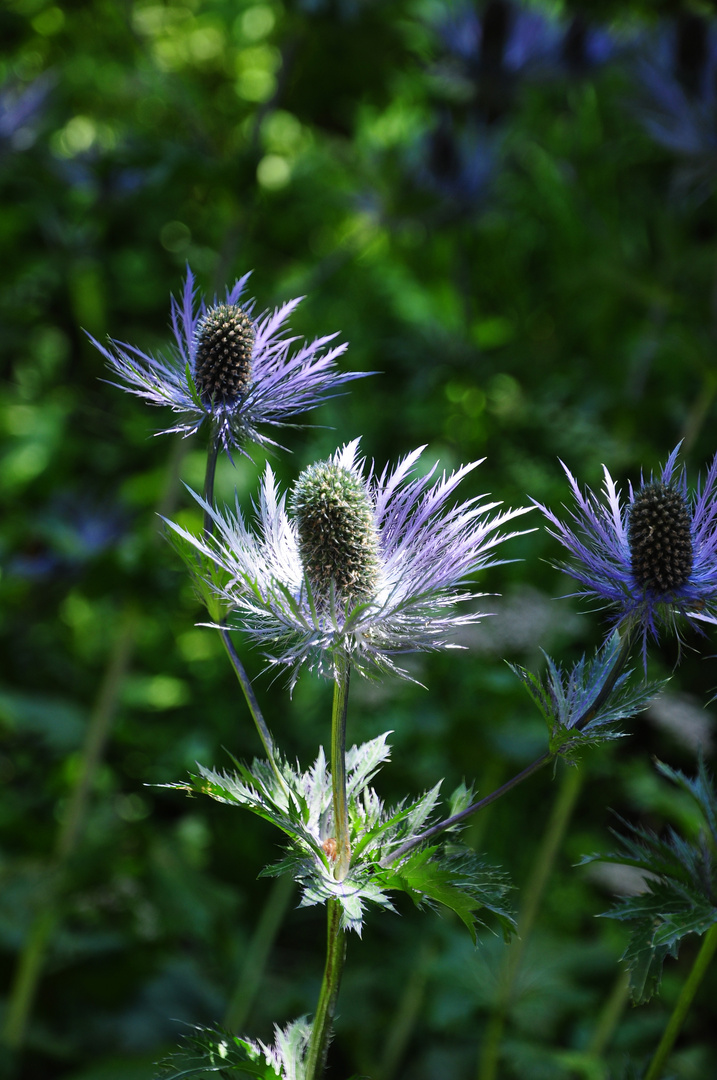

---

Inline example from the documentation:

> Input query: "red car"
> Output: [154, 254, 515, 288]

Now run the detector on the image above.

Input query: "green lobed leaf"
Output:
[582, 755, 717, 1002]
[377, 843, 515, 944]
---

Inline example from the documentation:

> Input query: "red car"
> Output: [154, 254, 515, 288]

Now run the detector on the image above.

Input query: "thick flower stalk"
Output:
[167, 439, 533, 685]
[89, 268, 363, 456]
[536, 445, 717, 660]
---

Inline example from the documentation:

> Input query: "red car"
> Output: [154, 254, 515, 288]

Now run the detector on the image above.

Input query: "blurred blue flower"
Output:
[90, 268, 361, 456]
[412, 112, 498, 209]
[561, 15, 616, 74]
[0, 71, 54, 156]
[437, 1, 616, 100]
[537, 446, 717, 660]
[633, 15, 717, 199]
[439, 1, 558, 76]
[10, 492, 127, 580]
[167, 439, 532, 685]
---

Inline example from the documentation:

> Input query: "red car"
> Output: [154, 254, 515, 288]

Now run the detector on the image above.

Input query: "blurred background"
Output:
[2, 0, 717, 1077]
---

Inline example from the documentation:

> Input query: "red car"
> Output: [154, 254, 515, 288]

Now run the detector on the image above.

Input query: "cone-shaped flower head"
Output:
[628, 481, 693, 593]
[536, 446, 717, 660]
[291, 458, 381, 608]
[193, 303, 255, 406]
[89, 268, 364, 455]
[167, 440, 533, 685]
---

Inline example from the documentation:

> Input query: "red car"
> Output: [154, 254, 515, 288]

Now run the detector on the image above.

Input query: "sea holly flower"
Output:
[537, 446, 717, 659]
[167, 439, 533, 684]
[89, 268, 361, 455]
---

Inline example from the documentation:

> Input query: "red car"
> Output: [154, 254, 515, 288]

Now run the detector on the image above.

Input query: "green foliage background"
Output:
[2, 0, 717, 1077]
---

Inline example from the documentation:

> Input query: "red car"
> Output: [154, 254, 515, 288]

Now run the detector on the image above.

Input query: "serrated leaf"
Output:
[583, 754, 717, 1002]
[163, 523, 230, 621]
[378, 843, 515, 944]
[155, 1025, 281, 1079]
[447, 781, 476, 819]
[156, 1019, 312, 1080]
[621, 922, 673, 1006]
[510, 634, 663, 763]
[167, 737, 512, 940]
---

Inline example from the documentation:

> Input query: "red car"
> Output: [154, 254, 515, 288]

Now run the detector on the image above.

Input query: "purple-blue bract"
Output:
[536, 446, 717, 661]
[89, 268, 362, 456]
[168, 439, 533, 685]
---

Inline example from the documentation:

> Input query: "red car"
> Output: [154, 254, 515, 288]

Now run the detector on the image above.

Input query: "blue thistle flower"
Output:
[167, 439, 533, 685]
[537, 446, 717, 659]
[89, 268, 362, 455]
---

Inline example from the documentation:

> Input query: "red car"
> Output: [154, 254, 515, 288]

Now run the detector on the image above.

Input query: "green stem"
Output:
[1, 605, 138, 1049]
[382, 752, 550, 869]
[219, 626, 290, 799]
[377, 940, 435, 1080]
[383, 628, 635, 869]
[56, 607, 139, 861]
[643, 922, 717, 1080]
[303, 655, 352, 1080]
[579, 968, 630, 1074]
[204, 442, 287, 796]
[331, 653, 351, 883]
[304, 899, 348, 1080]
[1, 906, 58, 1050]
[203, 436, 220, 535]
[477, 763, 584, 1080]
[223, 875, 295, 1033]
[1, 435, 190, 1053]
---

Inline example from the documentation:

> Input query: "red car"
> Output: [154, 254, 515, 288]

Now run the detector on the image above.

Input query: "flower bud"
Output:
[628, 481, 693, 593]
[194, 303, 255, 405]
[291, 459, 380, 606]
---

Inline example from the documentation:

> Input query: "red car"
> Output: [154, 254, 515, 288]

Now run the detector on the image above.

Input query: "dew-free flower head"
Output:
[536, 446, 717, 660]
[167, 439, 533, 685]
[89, 268, 364, 456]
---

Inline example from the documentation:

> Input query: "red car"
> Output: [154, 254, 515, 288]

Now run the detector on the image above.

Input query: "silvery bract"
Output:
[168, 439, 533, 684]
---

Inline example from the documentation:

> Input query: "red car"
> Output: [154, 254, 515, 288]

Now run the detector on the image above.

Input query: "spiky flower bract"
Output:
[510, 633, 662, 762]
[537, 446, 717, 660]
[89, 267, 362, 455]
[167, 439, 533, 685]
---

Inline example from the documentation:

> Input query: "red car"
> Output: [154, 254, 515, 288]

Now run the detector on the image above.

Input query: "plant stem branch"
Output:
[305, 899, 347, 1080]
[644, 921, 717, 1080]
[581, 968, 630, 1071]
[382, 752, 551, 869]
[331, 653, 351, 883]
[203, 436, 220, 534]
[1, 435, 190, 1053]
[477, 764, 583, 1080]
[303, 655, 352, 1079]
[56, 607, 139, 862]
[218, 626, 289, 799]
[223, 875, 294, 1033]
[204, 442, 287, 793]
[383, 628, 634, 869]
